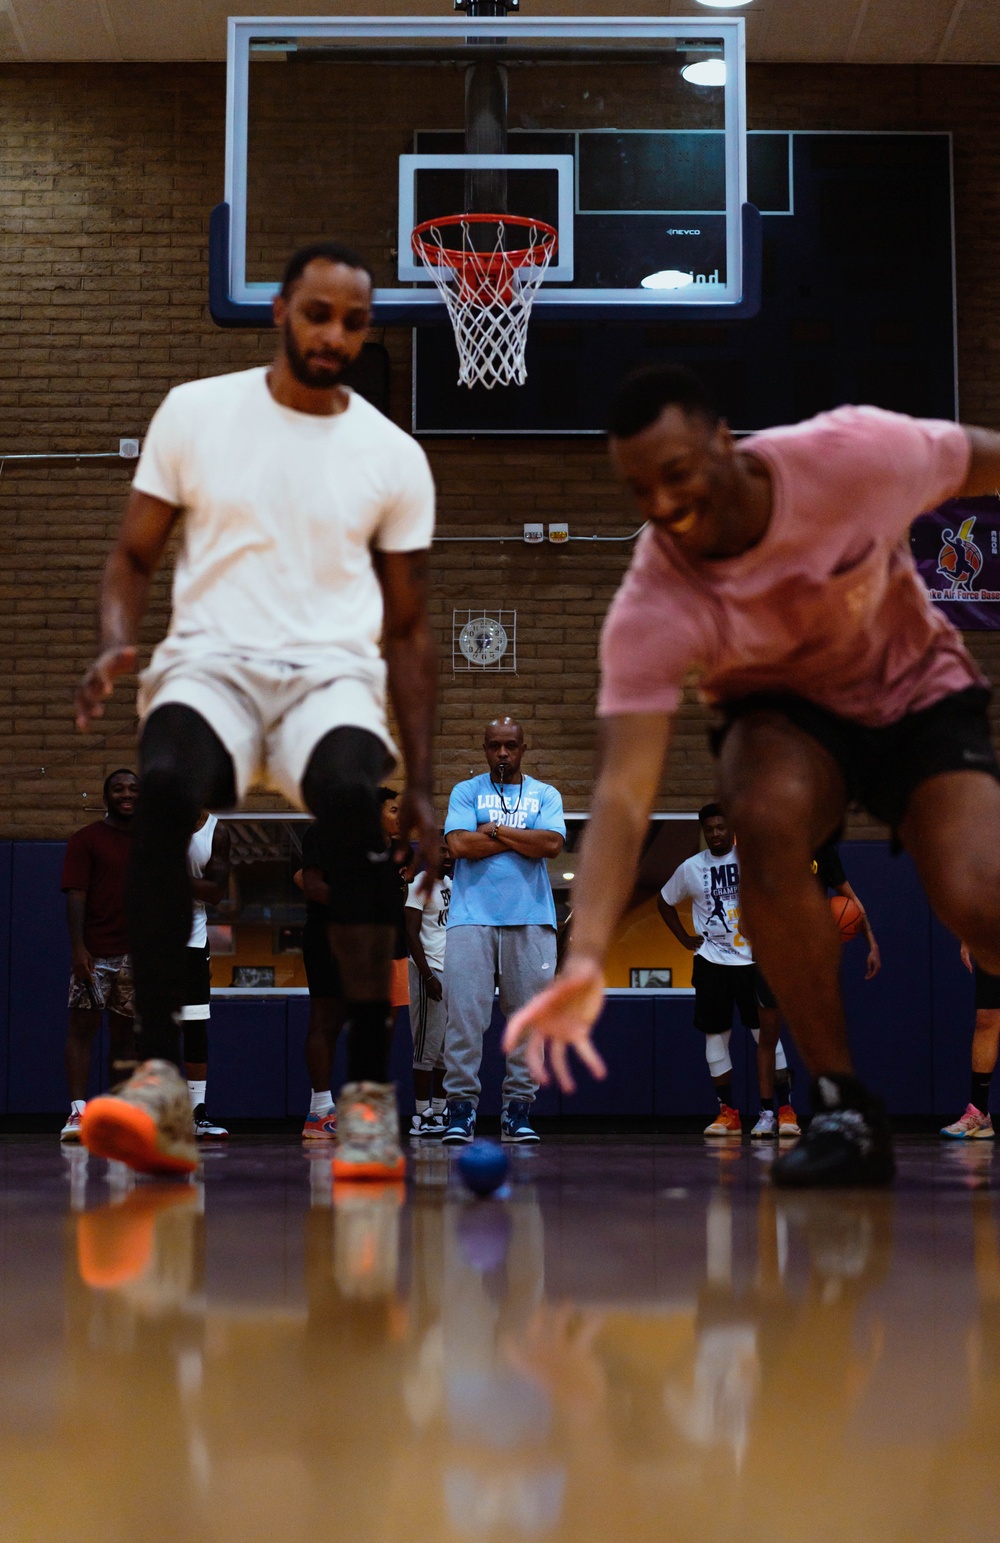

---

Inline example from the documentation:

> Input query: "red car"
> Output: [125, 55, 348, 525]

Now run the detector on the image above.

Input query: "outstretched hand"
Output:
[74, 645, 137, 731]
[397, 788, 440, 897]
[502, 957, 608, 1094]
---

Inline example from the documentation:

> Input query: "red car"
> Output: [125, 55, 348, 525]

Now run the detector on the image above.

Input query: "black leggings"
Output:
[130, 707, 396, 1082]
[130, 705, 236, 1068]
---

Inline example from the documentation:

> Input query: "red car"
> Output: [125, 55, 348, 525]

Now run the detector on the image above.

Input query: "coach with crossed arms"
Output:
[441, 716, 566, 1146]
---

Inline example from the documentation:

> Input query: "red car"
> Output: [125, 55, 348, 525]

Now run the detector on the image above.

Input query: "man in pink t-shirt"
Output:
[504, 364, 1000, 1188]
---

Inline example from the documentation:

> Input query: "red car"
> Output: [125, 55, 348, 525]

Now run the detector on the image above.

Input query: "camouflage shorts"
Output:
[67, 954, 135, 1016]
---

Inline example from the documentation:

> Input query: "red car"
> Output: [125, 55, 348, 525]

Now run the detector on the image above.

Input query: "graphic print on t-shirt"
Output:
[406, 873, 452, 972]
[660, 848, 752, 968]
[445, 772, 567, 929]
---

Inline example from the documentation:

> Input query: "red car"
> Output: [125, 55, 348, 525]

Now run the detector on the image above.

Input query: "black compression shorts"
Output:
[975, 964, 1000, 1012]
[692, 956, 760, 1035]
[711, 685, 998, 835]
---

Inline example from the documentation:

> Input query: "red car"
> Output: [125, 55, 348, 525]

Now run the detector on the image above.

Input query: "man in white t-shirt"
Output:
[405, 847, 453, 1139]
[659, 802, 794, 1140]
[74, 241, 439, 1181]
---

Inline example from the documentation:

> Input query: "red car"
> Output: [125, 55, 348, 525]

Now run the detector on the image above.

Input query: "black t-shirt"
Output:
[300, 822, 408, 958]
[300, 824, 329, 938]
[812, 841, 847, 891]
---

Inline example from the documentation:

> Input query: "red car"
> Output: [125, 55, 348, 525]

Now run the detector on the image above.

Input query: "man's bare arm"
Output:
[832, 878, 881, 980]
[503, 712, 673, 1092]
[493, 826, 564, 860]
[447, 829, 502, 861]
[568, 713, 673, 964]
[75, 488, 180, 730]
[66, 892, 93, 982]
[961, 427, 1000, 497]
[375, 549, 439, 887]
[656, 896, 702, 951]
[301, 866, 332, 908]
[191, 823, 232, 905]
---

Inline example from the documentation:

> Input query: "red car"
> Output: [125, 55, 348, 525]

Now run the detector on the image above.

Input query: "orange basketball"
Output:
[830, 894, 864, 942]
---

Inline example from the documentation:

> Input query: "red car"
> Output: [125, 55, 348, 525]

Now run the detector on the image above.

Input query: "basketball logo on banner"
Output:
[912, 497, 1000, 628]
[936, 517, 984, 594]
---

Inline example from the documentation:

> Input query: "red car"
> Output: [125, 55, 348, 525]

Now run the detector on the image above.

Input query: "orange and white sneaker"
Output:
[302, 1108, 337, 1140]
[704, 1104, 742, 1137]
[76, 1184, 197, 1290]
[778, 1104, 802, 1138]
[332, 1081, 406, 1182]
[81, 1060, 198, 1177]
[333, 1181, 404, 1299]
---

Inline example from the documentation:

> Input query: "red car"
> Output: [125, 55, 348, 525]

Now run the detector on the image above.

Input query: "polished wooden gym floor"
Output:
[1, 1133, 995, 1541]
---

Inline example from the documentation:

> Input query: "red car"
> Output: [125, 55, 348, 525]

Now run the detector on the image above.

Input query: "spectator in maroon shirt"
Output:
[60, 769, 139, 1141]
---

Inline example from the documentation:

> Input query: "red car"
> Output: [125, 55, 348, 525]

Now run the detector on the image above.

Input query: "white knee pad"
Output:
[705, 1032, 732, 1078]
[750, 1026, 789, 1073]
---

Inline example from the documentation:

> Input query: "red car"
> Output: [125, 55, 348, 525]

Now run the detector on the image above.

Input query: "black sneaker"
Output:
[771, 1075, 894, 1188]
[501, 1099, 539, 1144]
[442, 1099, 476, 1145]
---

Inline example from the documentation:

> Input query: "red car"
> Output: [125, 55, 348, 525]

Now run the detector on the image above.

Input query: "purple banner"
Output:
[911, 495, 1000, 629]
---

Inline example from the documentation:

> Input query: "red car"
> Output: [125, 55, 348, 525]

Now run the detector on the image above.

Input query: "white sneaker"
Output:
[411, 1107, 447, 1140]
[751, 1109, 778, 1139]
[192, 1104, 228, 1140]
[60, 1109, 84, 1143]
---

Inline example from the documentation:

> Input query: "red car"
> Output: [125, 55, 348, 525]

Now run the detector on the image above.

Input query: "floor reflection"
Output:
[0, 1136, 995, 1539]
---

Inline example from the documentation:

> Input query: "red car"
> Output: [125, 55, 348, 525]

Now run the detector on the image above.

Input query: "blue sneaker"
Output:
[442, 1099, 476, 1145]
[501, 1100, 539, 1144]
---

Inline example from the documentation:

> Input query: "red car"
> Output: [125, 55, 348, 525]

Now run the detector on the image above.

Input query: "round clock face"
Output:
[459, 616, 509, 666]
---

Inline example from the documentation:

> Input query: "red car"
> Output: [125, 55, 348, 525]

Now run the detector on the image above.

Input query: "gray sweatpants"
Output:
[443, 924, 557, 1107]
[408, 959, 446, 1071]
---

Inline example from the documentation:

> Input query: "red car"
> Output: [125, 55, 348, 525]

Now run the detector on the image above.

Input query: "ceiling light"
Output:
[696, 0, 753, 8]
[681, 59, 727, 86]
[562, 871, 575, 880]
[641, 269, 695, 290]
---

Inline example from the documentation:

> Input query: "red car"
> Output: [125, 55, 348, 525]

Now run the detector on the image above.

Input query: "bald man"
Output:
[441, 718, 566, 1144]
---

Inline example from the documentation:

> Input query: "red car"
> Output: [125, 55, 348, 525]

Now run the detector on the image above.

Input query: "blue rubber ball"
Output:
[457, 1139, 509, 1197]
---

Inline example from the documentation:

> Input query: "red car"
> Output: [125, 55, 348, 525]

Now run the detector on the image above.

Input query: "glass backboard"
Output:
[212, 15, 758, 327]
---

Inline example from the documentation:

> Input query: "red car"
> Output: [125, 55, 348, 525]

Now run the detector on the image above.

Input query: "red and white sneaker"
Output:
[60, 1110, 84, 1143]
[778, 1104, 802, 1138]
[302, 1109, 337, 1140]
[941, 1104, 995, 1140]
[704, 1105, 742, 1137]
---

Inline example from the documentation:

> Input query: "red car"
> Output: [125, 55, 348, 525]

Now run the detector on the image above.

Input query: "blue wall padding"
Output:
[0, 840, 984, 1119]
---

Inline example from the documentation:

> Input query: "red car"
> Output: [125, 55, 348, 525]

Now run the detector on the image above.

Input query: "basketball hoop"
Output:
[411, 213, 557, 389]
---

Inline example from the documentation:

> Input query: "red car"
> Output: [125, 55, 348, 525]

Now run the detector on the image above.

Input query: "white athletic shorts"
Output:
[138, 641, 397, 808]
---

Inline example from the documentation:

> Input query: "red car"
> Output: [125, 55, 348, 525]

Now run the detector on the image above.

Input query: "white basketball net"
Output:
[411, 216, 557, 390]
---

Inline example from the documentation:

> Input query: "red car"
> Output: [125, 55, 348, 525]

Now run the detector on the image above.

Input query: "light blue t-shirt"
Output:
[445, 773, 566, 928]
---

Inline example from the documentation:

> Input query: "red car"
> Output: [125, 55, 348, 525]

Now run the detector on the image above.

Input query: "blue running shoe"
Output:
[442, 1099, 476, 1145]
[501, 1100, 540, 1144]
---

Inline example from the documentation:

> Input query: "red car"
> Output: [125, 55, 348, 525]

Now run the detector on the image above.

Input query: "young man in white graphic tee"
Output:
[181, 812, 231, 1140]
[405, 846, 453, 1139]
[659, 803, 795, 1138]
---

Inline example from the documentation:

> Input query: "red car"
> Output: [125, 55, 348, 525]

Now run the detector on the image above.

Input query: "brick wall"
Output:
[1, 62, 999, 837]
